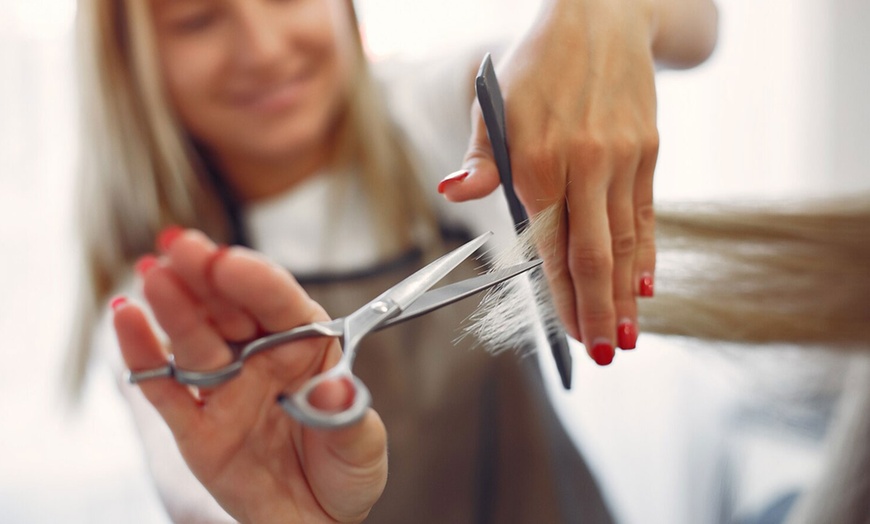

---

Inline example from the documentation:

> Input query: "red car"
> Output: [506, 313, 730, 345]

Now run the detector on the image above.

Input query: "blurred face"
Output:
[149, 0, 357, 172]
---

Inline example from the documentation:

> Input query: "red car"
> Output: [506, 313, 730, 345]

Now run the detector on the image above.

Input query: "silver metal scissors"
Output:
[127, 231, 542, 429]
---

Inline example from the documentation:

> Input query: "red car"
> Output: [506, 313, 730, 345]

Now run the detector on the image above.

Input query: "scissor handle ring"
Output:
[277, 369, 371, 429]
[173, 361, 244, 388]
[126, 357, 244, 388]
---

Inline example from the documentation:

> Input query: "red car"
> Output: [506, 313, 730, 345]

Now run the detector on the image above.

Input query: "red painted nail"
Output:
[591, 340, 614, 366]
[156, 225, 184, 252]
[110, 295, 127, 312]
[639, 273, 654, 297]
[135, 254, 158, 276]
[617, 320, 637, 350]
[437, 169, 469, 194]
[204, 245, 230, 285]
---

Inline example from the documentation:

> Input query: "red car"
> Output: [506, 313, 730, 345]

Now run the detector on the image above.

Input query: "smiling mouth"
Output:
[233, 72, 315, 113]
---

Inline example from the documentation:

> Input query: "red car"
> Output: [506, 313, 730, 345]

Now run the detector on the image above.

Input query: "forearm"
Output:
[534, 0, 718, 69]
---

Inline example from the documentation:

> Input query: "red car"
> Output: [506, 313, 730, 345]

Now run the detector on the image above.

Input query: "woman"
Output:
[69, 0, 718, 521]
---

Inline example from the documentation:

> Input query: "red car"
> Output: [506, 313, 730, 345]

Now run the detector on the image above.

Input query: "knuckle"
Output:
[574, 131, 646, 170]
[569, 246, 612, 277]
[643, 131, 661, 157]
[520, 142, 560, 174]
[464, 141, 493, 163]
[636, 203, 656, 228]
[573, 134, 606, 167]
[611, 232, 637, 258]
[513, 143, 564, 202]
[611, 134, 639, 163]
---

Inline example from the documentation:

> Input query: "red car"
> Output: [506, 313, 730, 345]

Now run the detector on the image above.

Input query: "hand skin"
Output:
[442, 0, 718, 362]
[113, 230, 387, 523]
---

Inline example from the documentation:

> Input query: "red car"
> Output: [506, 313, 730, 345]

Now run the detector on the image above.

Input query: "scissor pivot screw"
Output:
[370, 301, 390, 313]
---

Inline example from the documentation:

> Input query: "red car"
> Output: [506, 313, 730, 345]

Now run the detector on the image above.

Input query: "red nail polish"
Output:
[437, 169, 469, 194]
[617, 320, 637, 350]
[157, 225, 184, 252]
[591, 340, 614, 366]
[204, 245, 230, 285]
[135, 254, 158, 276]
[639, 273, 654, 297]
[110, 295, 127, 312]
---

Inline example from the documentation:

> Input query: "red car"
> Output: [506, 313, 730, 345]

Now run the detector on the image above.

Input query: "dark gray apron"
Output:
[296, 238, 614, 524]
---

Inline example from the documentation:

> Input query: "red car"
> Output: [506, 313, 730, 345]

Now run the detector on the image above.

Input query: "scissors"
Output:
[475, 53, 574, 389]
[127, 231, 542, 428]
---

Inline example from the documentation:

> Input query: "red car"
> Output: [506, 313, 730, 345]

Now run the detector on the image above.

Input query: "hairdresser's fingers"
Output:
[200, 246, 339, 414]
[609, 166, 641, 351]
[532, 206, 581, 341]
[634, 140, 659, 298]
[112, 298, 199, 436]
[303, 410, 388, 522]
[439, 107, 501, 201]
[208, 247, 328, 334]
[567, 183, 617, 366]
[158, 229, 258, 342]
[142, 263, 235, 373]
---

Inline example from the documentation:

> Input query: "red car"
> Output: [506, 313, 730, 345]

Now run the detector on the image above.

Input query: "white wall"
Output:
[656, 1, 831, 200]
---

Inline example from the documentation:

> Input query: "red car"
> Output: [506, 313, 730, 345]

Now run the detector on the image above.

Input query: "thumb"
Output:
[438, 110, 501, 202]
[303, 409, 388, 522]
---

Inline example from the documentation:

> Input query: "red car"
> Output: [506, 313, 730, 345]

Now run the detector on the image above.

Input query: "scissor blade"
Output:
[377, 259, 542, 330]
[379, 231, 493, 311]
[239, 258, 541, 363]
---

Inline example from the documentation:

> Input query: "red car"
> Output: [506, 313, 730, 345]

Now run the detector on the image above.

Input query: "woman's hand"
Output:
[441, 0, 717, 364]
[112, 229, 387, 523]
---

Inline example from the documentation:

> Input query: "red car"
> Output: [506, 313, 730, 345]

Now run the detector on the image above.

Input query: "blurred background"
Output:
[0, 0, 867, 522]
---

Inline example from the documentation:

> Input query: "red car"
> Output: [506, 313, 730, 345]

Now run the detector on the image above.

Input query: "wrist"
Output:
[538, 0, 658, 47]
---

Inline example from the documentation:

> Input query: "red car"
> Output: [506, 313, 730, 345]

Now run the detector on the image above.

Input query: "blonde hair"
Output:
[66, 0, 428, 397]
[646, 196, 870, 347]
[472, 195, 870, 349]
[470, 195, 870, 352]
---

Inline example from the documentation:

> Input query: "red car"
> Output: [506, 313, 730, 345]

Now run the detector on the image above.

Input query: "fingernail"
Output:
[156, 225, 184, 252]
[639, 273, 654, 297]
[135, 254, 158, 276]
[437, 169, 469, 194]
[617, 319, 637, 350]
[110, 295, 127, 312]
[591, 339, 615, 366]
[204, 245, 230, 284]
